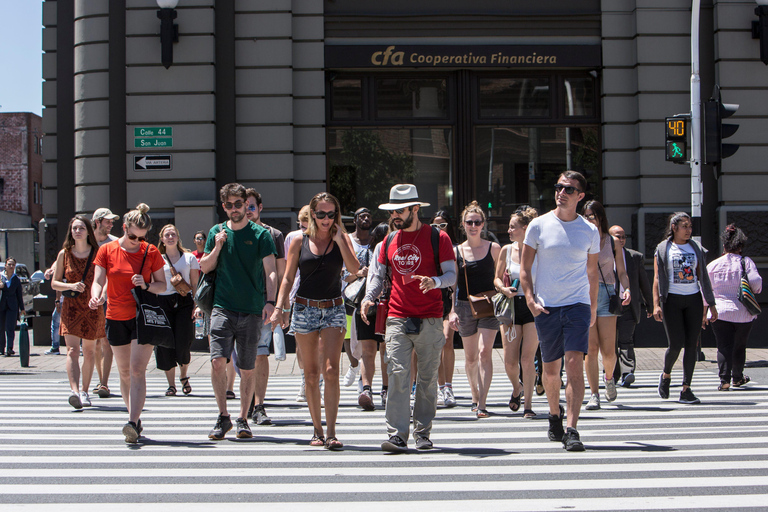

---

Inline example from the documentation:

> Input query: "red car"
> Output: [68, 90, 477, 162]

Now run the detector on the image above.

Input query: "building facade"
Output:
[42, 0, 767, 263]
[0, 112, 43, 225]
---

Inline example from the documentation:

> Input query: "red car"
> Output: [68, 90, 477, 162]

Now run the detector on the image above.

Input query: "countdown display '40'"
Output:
[665, 117, 688, 164]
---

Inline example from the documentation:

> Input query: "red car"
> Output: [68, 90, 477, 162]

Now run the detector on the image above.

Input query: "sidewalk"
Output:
[4, 343, 768, 377]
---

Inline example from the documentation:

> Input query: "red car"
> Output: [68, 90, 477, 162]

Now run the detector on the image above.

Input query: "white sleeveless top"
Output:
[505, 242, 533, 297]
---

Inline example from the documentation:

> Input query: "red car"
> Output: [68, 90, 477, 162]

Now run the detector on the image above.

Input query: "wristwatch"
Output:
[266, 300, 276, 306]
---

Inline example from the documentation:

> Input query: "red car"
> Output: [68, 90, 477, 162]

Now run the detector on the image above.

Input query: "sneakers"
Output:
[79, 391, 91, 407]
[358, 389, 375, 411]
[381, 435, 408, 453]
[547, 407, 565, 442]
[619, 373, 635, 388]
[68, 391, 83, 410]
[658, 373, 671, 399]
[236, 417, 253, 438]
[253, 404, 272, 425]
[443, 386, 457, 408]
[562, 427, 585, 451]
[437, 387, 445, 406]
[122, 421, 140, 444]
[208, 414, 233, 440]
[679, 387, 701, 404]
[585, 393, 601, 410]
[535, 374, 545, 396]
[357, 377, 364, 394]
[415, 436, 433, 450]
[296, 379, 306, 402]
[342, 365, 359, 387]
[44, 348, 60, 355]
[381, 389, 388, 408]
[604, 378, 617, 402]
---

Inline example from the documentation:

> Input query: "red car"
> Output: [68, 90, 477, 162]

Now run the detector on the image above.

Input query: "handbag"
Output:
[132, 245, 175, 349]
[739, 256, 761, 316]
[492, 292, 514, 324]
[343, 277, 367, 312]
[165, 254, 193, 296]
[460, 246, 496, 319]
[61, 248, 95, 298]
[193, 224, 223, 316]
[598, 263, 622, 316]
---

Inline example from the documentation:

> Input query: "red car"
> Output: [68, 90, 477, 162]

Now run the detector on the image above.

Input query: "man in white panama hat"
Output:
[361, 184, 456, 453]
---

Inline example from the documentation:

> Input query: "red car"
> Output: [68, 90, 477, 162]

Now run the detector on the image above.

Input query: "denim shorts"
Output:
[290, 299, 347, 335]
[597, 284, 618, 317]
[534, 303, 591, 363]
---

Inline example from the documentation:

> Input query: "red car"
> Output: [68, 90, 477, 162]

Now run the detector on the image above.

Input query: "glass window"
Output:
[474, 126, 599, 239]
[478, 78, 550, 118]
[375, 79, 448, 119]
[563, 77, 595, 117]
[328, 128, 453, 219]
[331, 78, 363, 119]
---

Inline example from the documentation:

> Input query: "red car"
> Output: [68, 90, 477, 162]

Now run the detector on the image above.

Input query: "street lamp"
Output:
[157, 0, 179, 69]
[752, 0, 768, 65]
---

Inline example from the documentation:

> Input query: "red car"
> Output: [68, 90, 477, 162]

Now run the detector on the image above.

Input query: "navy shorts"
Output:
[534, 303, 591, 363]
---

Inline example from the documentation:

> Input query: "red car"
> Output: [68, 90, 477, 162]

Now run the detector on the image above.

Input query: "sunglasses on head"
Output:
[314, 210, 337, 220]
[464, 219, 483, 227]
[126, 233, 146, 242]
[223, 200, 244, 210]
[554, 184, 581, 195]
[430, 222, 448, 229]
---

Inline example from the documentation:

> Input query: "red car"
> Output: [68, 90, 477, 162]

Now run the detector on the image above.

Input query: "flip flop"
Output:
[476, 409, 490, 418]
[523, 409, 537, 419]
[180, 377, 192, 395]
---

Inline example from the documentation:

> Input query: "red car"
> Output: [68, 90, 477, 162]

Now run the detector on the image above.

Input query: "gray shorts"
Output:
[455, 299, 500, 338]
[209, 307, 262, 370]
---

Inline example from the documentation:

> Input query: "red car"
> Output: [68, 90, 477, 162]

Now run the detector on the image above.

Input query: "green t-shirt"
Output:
[204, 221, 277, 315]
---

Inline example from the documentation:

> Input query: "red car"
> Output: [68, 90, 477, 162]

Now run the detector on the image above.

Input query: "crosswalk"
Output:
[1, 370, 767, 510]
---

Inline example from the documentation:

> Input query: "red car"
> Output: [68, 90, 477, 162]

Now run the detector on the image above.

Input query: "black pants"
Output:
[613, 305, 636, 381]
[661, 293, 703, 386]
[154, 293, 195, 371]
[711, 320, 753, 384]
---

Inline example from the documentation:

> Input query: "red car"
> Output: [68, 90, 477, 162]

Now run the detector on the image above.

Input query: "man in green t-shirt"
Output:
[201, 183, 277, 441]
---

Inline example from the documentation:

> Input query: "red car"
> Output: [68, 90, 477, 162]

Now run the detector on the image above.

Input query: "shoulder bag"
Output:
[61, 248, 95, 298]
[460, 245, 496, 319]
[598, 241, 621, 316]
[493, 245, 515, 323]
[194, 224, 224, 316]
[131, 245, 175, 349]
[165, 254, 193, 297]
[343, 246, 369, 314]
[739, 256, 761, 316]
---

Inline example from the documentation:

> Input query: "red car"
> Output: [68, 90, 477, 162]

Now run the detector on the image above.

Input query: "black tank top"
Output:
[296, 235, 343, 300]
[456, 243, 495, 300]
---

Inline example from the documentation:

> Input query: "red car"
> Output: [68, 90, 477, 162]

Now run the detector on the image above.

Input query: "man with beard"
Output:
[361, 184, 456, 452]
[201, 183, 277, 440]
[91, 208, 120, 398]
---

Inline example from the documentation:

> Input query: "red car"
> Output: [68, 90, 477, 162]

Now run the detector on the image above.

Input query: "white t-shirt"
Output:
[159, 251, 200, 296]
[523, 210, 600, 307]
[667, 242, 700, 295]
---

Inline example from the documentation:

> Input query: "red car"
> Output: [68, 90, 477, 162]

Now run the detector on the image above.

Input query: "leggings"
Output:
[661, 293, 703, 386]
[711, 320, 753, 384]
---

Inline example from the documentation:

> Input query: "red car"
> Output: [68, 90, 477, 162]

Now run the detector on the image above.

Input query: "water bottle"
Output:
[194, 317, 204, 339]
[273, 326, 286, 361]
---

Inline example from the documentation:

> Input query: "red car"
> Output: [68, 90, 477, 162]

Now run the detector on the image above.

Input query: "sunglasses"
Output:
[247, 204, 257, 212]
[554, 184, 581, 195]
[126, 233, 146, 242]
[194, 237, 205, 241]
[392, 206, 412, 215]
[584, 213, 597, 221]
[464, 219, 484, 227]
[430, 222, 448, 229]
[314, 210, 337, 220]
[613, 234, 627, 240]
[223, 200, 244, 210]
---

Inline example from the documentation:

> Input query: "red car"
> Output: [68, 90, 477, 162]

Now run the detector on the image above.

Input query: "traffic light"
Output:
[665, 117, 687, 164]
[704, 92, 739, 165]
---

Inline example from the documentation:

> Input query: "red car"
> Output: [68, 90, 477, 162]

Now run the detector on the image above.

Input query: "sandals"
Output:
[226, 390, 236, 400]
[165, 386, 177, 396]
[95, 384, 110, 398]
[733, 376, 751, 387]
[310, 429, 326, 447]
[476, 409, 490, 418]
[471, 403, 478, 412]
[508, 391, 522, 412]
[180, 377, 192, 395]
[523, 409, 537, 419]
[718, 382, 730, 391]
[324, 436, 343, 450]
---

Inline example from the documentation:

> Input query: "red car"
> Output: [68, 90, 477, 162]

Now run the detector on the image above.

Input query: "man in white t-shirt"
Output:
[521, 171, 600, 452]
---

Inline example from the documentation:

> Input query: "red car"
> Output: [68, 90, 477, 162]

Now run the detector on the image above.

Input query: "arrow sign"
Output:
[134, 155, 172, 171]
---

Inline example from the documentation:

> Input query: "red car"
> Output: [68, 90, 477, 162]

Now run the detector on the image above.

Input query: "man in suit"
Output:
[609, 225, 653, 387]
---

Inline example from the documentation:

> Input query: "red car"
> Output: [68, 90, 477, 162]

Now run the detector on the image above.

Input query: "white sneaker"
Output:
[68, 391, 82, 410]
[585, 393, 601, 410]
[79, 391, 91, 407]
[296, 379, 306, 403]
[443, 386, 457, 408]
[437, 387, 445, 406]
[342, 365, 359, 387]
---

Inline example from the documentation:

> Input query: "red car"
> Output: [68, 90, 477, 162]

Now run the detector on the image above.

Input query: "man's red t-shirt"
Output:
[94, 240, 165, 321]
[378, 224, 455, 319]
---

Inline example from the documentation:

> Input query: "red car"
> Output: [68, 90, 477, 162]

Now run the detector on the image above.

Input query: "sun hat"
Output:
[378, 184, 430, 210]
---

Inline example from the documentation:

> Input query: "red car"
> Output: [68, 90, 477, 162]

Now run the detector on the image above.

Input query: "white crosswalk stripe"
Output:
[0, 370, 767, 510]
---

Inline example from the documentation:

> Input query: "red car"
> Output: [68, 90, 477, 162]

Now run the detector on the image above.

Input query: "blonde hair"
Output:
[123, 203, 152, 231]
[157, 224, 189, 255]
[298, 205, 311, 224]
[306, 193, 344, 238]
[511, 206, 538, 227]
[460, 200, 485, 233]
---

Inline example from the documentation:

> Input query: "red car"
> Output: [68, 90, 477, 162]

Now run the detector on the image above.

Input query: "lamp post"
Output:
[157, 0, 179, 69]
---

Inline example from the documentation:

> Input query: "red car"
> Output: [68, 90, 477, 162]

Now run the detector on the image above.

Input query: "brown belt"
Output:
[294, 296, 344, 309]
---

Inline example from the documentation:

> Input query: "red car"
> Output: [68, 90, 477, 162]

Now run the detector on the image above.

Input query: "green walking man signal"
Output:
[665, 116, 688, 164]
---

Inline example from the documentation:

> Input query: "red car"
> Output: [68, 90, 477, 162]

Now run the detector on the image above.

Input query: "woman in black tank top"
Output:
[447, 201, 501, 418]
[271, 193, 358, 450]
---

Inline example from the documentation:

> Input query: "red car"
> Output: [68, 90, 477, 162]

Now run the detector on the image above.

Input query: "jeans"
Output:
[51, 306, 61, 351]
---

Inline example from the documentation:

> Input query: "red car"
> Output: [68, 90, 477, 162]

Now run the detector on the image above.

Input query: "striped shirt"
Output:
[707, 253, 763, 323]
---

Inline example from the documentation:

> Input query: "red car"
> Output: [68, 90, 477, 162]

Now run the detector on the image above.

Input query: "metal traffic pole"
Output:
[690, 0, 703, 246]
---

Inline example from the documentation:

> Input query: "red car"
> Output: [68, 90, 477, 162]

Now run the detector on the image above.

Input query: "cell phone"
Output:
[511, 278, 520, 290]
[405, 317, 422, 334]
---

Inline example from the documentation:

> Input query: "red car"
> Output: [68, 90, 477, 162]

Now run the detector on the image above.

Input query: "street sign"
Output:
[134, 127, 172, 137]
[134, 155, 172, 171]
[134, 137, 173, 148]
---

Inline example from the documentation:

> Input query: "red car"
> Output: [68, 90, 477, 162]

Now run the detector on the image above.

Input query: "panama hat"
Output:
[378, 184, 430, 210]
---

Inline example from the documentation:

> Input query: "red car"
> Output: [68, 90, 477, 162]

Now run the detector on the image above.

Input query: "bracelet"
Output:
[266, 300, 276, 306]
[281, 308, 291, 313]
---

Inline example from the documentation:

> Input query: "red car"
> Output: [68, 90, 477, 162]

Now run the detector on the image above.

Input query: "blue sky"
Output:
[0, 0, 43, 115]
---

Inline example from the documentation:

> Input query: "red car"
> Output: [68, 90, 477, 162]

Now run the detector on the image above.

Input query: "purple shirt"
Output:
[707, 253, 762, 323]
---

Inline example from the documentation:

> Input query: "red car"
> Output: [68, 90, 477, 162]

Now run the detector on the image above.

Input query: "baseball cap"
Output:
[92, 208, 119, 222]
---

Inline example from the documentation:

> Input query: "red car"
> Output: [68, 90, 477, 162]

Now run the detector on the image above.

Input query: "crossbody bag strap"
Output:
[164, 254, 180, 276]
[79, 247, 96, 284]
[460, 245, 472, 297]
